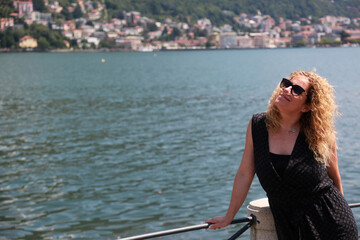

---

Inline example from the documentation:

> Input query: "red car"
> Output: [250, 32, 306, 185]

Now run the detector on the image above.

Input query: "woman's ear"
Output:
[302, 104, 311, 113]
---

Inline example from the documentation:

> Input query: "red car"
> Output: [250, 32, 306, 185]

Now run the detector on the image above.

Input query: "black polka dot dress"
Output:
[252, 113, 358, 240]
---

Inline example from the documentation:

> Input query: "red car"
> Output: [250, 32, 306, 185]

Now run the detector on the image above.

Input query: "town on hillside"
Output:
[1, 0, 360, 51]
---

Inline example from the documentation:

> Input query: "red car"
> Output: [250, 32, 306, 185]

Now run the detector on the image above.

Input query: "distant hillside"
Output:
[105, 0, 360, 25]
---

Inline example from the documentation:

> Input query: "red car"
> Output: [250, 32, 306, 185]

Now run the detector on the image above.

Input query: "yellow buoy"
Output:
[101, 58, 105, 63]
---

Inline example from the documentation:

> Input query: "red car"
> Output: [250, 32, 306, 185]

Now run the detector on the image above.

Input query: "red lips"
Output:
[279, 93, 291, 102]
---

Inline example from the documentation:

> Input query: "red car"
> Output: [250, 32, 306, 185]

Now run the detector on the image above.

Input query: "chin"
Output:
[274, 100, 288, 113]
[274, 98, 285, 107]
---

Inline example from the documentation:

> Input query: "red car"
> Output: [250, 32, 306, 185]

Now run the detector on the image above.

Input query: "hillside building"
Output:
[19, 35, 37, 48]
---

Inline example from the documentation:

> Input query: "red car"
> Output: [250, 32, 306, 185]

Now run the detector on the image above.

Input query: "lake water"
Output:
[0, 48, 359, 239]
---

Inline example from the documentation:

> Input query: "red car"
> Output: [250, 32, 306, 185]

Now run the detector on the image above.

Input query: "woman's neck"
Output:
[278, 112, 302, 132]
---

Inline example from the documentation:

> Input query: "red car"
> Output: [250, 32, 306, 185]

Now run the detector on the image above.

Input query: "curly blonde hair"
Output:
[266, 70, 338, 166]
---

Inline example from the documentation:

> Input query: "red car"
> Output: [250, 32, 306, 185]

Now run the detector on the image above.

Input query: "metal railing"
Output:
[121, 215, 257, 240]
[121, 203, 360, 240]
[350, 203, 360, 208]
[349, 203, 360, 239]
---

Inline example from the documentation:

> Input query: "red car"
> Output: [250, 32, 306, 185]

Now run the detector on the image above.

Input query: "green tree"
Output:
[13, 28, 26, 43]
[73, 4, 83, 19]
[0, 31, 7, 48]
[61, 7, 73, 20]
[194, 27, 207, 38]
[105, 0, 117, 10]
[86, 20, 94, 26]
[147, 22, 158, 31]
[141, 29, 149, 40]
[1, 28, 16, 48]
[99, 40, 115, 48]
[125, 22, 136, 27]
[0, 6, 12, 18]
[294, 40, 307, 47]
[37, 37, 50, 50]
[349, 39, 360, 44]
[99, 0, 360, 26]
[0, 0, 13, 18]
[29, 23, 51, 40]
[205, 40, 214, 48]
[170, 27, 182, 40]
[49, 31, 65, 48]
[316, 39, 341, 46]
[162, 26, 168, 35]
[33, 0, 46, 12]
[340, 31, 350, 42]
[69, 39, 78, 48]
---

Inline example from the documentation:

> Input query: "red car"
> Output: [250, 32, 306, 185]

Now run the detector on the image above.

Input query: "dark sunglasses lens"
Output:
[281, 78, 292, 88]
[280, 78, 306, 96]
[292, 86, 305, 96]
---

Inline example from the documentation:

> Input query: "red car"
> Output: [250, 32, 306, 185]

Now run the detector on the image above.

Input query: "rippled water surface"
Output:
[1, 48, 360, 239]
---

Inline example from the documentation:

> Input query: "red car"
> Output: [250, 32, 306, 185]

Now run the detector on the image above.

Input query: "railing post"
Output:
[247, 198, 278, 240]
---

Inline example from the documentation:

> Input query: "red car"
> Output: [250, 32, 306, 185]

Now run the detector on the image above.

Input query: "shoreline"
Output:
[1, 44, 359, 53]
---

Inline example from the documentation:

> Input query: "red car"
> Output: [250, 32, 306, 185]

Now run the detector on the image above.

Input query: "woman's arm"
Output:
[327, 143, 343, 195]
[206, 119, 256, 230]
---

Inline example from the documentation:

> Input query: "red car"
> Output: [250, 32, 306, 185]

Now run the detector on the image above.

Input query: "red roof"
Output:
[20, 35, 35, 41]
[345, 36, 360, 40]
[346, 30, 360, 34]
[18, 0, 33, 3]
[279, 37, 292, 43]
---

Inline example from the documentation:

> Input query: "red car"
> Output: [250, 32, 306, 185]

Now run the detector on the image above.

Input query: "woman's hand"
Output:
[205, 216, 232, 230]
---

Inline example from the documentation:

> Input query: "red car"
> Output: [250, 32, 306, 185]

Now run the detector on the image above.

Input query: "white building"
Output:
[80, 25, 95, 37]
[85, 37, 100, 47]
[0, 18, 14, 31]
[220, 32, 237, 48]
[88, 9, 101, 20]
[73, 29, 82, 39]
[253, 36, 270, 48]
[161, 41, 179, 50]
[123, 26, 143, 36]
[237, 35, 253, 48]
[197, 18, 212, 33]
[62, 30, 73, 39]
[220, 24, 233, 33]
[115, 36, 143, 50]
[30, 11, 51, 25]
[148, 30, 162, 40]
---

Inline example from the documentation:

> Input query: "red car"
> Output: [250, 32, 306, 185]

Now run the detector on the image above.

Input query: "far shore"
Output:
[1, 44, 359, 53]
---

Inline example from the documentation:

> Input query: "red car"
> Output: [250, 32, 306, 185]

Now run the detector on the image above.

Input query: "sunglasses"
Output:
[280, 78, 307, 96]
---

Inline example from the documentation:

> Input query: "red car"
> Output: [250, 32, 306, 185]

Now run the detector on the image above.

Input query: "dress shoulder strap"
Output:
[251, 112, 268, 153]
[251, 112, 266, 133]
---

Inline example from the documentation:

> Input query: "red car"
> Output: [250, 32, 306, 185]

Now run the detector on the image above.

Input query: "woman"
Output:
[206, 70, 358, 239]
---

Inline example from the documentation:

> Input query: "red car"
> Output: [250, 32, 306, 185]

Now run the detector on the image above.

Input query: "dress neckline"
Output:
[269, 152, 291, 157]
[266, 130, 303, 180]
